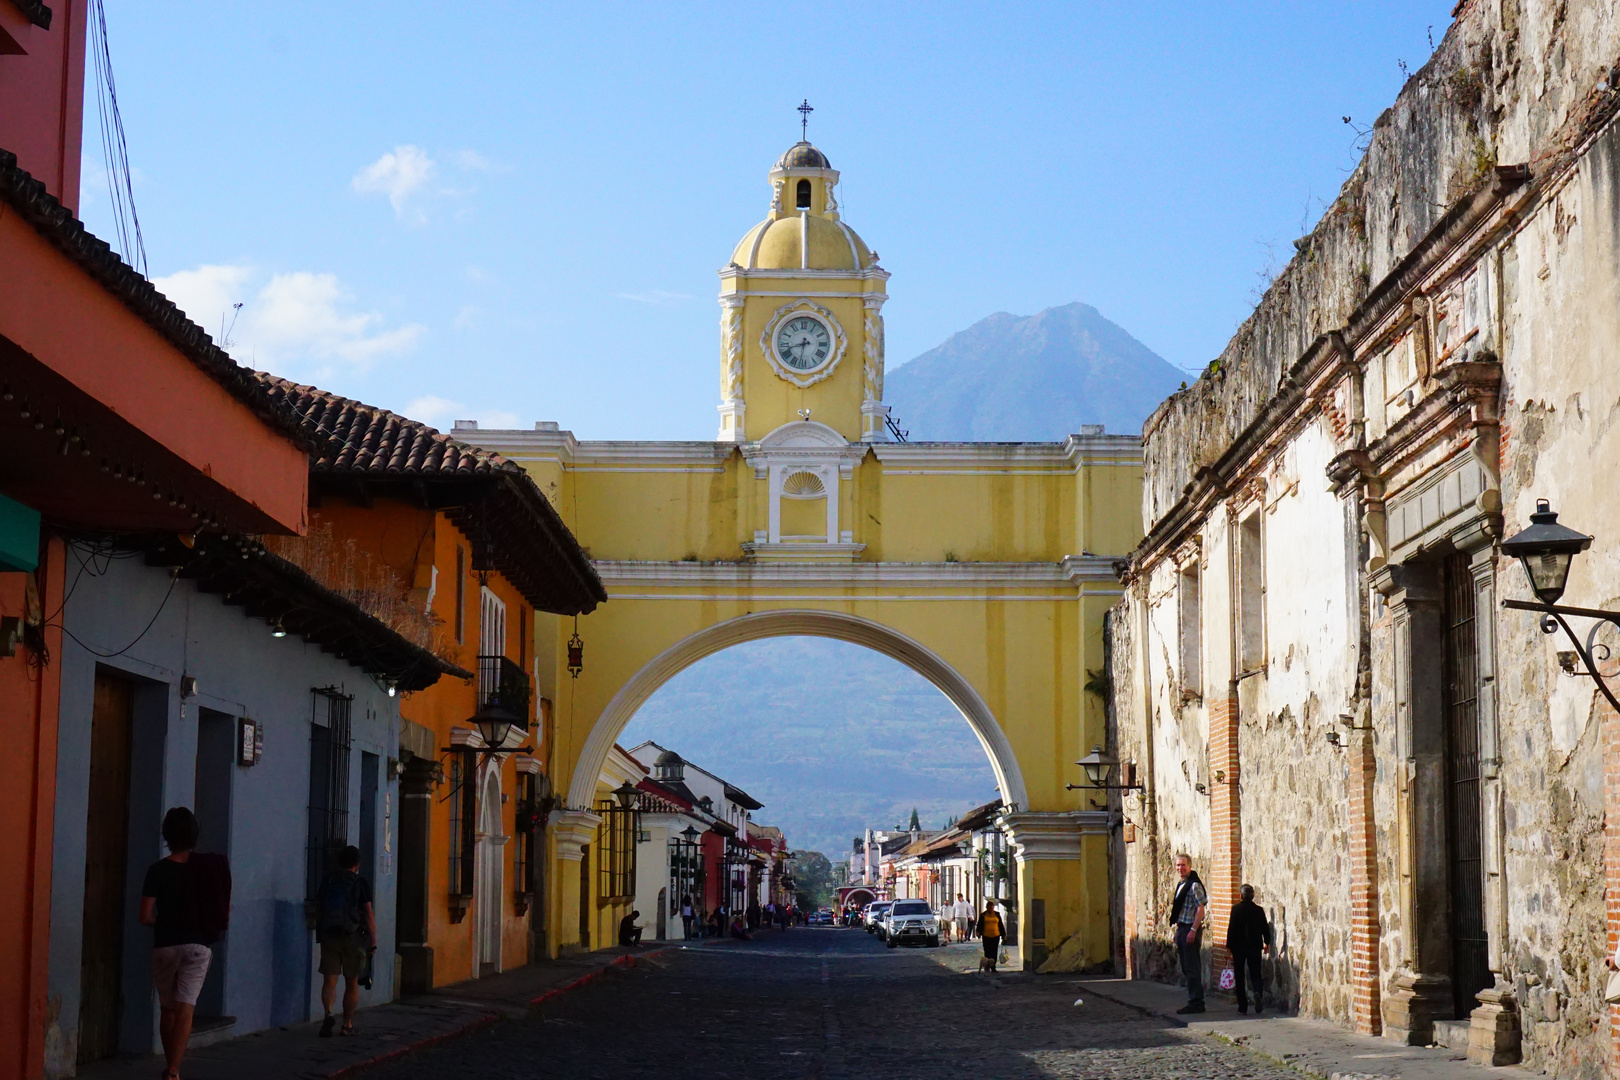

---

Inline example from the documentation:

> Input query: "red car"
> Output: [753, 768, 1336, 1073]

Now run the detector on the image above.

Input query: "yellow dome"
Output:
[731, 214, 873, 271]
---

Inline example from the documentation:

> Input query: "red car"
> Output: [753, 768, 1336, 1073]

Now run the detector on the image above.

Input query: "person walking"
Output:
[681, 896, 696, 940]
[975, 900, 1005, 973]
[315, 845, 375, 1038]
[1224, 883, 1273, 1014]
[952, 892, 974, 944]
[139, 807, 231, 1080]
[1170, 853, 1208, 1014]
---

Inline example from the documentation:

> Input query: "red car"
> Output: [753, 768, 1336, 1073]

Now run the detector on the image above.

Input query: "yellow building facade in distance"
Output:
[466, 138, 1143, 971]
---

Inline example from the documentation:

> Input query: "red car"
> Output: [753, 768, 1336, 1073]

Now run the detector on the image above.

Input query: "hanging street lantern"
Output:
[1066, 744, 1142, 791]
[567, 617, 584, 678]
[1501, 499, 1592, 604]
[1501, 499, 1620, 714]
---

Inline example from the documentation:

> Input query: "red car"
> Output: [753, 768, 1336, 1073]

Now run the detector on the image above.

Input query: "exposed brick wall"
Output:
[1209, 692, 1241, 973]
[1347, 725, 1381, 1035]
[1603, 699, 1620, 1079]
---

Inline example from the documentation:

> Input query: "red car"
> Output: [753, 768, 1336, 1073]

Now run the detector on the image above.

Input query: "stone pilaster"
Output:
[1000, 810, 1109, 972]
[1347, 709, 1382, 1035]
[1208, 692, 1241, 976]
[395, 756, 437, 994]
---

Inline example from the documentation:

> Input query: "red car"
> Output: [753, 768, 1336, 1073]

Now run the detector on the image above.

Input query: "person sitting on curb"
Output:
[619, 910, 644, 946]
[729, 913, 752, 940]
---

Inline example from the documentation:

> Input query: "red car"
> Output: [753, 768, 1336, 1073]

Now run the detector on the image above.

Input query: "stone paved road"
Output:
[365, 928, 1307, 1080]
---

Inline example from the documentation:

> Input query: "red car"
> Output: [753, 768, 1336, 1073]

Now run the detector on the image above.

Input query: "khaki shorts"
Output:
[152, 944, 212, 1008]
[319, 936, 369, 979]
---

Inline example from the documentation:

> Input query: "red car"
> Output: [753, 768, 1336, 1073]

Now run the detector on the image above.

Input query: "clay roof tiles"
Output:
[253, 373, 606, 616]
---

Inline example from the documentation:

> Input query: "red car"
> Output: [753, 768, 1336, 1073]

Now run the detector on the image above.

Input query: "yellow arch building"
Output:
[469, 139, 1143, 971]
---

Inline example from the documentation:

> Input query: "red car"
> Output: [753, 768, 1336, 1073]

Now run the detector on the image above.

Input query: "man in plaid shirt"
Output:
[1170, 853, 1207, 1014]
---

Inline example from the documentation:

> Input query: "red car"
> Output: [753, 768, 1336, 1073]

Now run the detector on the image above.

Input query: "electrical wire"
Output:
[53, 570, 177, 659]
[88, 0, 146, 275]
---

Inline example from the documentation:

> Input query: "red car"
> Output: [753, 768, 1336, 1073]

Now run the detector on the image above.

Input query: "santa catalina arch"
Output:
[468, 138, 1143, 970]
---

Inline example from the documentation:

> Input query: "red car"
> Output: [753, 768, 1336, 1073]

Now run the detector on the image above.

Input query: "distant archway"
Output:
[566, 609, 1030, 812]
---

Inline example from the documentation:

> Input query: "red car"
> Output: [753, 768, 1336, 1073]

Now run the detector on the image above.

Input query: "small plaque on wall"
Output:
[238, 718, 262, 766]
[1124, 822, 1137, 844]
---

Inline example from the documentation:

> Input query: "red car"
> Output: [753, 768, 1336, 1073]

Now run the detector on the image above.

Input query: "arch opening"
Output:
[567, 609, 1028, 817]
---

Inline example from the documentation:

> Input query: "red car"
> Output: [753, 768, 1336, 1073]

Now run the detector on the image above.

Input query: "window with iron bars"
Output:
[668, 835, 700, 914]
[305, 688, 353, 908]
[514, 772, 538, 899]
[447, 751, 475, 900]
[595, 799, 638, 901]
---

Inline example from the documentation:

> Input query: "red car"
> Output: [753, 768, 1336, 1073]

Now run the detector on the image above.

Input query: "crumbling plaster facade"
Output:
[1110, 1, 1620, 1075]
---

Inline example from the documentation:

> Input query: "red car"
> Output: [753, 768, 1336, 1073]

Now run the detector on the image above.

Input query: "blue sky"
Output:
[84, 2, 1453, 440]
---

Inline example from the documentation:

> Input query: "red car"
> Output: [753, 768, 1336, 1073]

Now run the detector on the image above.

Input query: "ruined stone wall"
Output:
[1142, 0, 1620, 528]
[1486, 115, 1620, 1078]
[1116, 0, 1620, 1063]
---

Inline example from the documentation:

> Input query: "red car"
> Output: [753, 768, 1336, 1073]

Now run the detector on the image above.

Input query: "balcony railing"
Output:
[476, 654, 531, 733]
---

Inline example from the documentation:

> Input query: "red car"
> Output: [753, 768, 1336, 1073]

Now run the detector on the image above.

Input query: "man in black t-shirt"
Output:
[315, 845, 376, 1037]
[139, 807, 230, 1080]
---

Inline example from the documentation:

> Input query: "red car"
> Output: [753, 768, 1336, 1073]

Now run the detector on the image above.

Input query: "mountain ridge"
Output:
[883, 301, 1182, 441]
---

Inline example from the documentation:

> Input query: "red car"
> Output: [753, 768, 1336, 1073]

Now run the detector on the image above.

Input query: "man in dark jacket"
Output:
[1224, 883, 1274, 1014]
[1169, 854, 1207, 1013]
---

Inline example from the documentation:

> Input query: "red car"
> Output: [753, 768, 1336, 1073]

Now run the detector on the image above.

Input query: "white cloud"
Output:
[153, 263, 425, 382]
[455, 149, 495, 172]
[351, 145, 436, 218]
[614, 289, 694, 305]
[452, 305, 481, 329]
[402, 395, 518, 431]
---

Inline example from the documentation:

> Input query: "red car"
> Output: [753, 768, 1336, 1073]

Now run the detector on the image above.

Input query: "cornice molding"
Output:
[591, 557, 1121, 590]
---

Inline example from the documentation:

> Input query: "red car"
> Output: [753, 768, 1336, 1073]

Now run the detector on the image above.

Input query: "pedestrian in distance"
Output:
[952, 892, 974, 944]
[1170, 853, 1208, 1014]
[729, 913, 752, 940]
[139, 807, 231, 1080]
[315, 844, 376, 1038]
[680, 895, 696, 940]
[975, 900, 1005, 973]
[1225, 883, 1274, 1014]
[619, 909, 644, 946]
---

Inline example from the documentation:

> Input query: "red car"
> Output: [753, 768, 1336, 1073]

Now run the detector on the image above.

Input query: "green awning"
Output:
[0, 493, 40, 573]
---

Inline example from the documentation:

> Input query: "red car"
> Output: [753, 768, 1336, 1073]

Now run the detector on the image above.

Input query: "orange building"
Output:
[255, 378, 604, 988]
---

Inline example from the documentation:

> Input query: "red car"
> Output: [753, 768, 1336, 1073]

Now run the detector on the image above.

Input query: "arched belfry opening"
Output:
[795, 178, 812, 210]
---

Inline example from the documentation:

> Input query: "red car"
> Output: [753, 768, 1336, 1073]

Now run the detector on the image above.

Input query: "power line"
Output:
[88, 0, 146, 275]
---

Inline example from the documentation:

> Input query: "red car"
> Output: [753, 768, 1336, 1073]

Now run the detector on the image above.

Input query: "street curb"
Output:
[1075, 983, 1337, 1080]
[529, 946, 671, 1006]
[329, 947, 673, 1078]
[1073, 981, 1189, 1028]
[326, 1012, 503, 1080]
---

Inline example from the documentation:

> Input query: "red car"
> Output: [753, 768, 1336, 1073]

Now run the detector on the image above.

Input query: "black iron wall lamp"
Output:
[1066, 745, 1144, 792]
[1501, 499, 1620, 713]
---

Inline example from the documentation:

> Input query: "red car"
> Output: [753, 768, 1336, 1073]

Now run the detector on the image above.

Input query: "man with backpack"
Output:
[139, 807, 231, 1080]
[315, 845, 375, 1038]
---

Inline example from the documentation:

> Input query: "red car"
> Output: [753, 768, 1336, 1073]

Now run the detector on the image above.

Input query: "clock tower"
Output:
[717, 140, 891, 443]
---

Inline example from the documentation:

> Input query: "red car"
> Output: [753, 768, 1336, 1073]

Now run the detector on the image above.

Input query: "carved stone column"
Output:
[716, 296, 746, 442]
[1377, 562, 1453, 1044]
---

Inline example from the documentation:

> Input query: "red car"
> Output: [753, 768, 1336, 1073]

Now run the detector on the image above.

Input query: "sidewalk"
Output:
[78, 944, 672, 1080]
[1072, 977, 1531, 1080]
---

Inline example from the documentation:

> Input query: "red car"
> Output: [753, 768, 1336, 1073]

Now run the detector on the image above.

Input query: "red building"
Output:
[1, 5, 309, 1074]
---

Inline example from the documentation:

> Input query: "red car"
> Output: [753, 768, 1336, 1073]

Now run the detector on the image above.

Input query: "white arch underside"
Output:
[566, 609, 1029, 812]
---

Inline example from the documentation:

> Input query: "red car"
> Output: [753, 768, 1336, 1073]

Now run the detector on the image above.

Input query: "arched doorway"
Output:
[566, 609, 1028, 810]
[474, 766, 505, 976]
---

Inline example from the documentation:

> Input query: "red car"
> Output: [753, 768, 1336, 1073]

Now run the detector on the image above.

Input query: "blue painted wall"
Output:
[44, 554, 403, 1077]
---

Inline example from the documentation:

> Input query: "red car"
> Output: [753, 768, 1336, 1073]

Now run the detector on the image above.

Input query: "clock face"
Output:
[775, 315, 833, 372]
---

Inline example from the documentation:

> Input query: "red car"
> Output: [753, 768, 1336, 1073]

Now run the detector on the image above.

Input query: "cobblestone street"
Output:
[365, 928, 1303, 1080]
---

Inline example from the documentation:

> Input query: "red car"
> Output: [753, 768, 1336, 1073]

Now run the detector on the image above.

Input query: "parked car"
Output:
[883, 899, 941, 948]
[864, 901, 892, 935]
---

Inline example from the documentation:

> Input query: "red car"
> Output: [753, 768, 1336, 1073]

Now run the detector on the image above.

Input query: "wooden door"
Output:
[79, 672, 134, 1064]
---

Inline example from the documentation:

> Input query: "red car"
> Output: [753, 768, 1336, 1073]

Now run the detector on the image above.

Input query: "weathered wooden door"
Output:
[578, 845, 591, 949]
[1442, 554, 1490, 1016]
[78, 671, 134, 1064]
